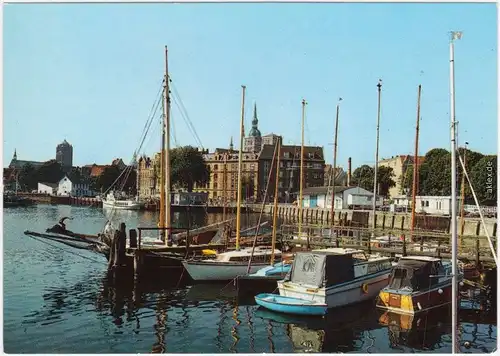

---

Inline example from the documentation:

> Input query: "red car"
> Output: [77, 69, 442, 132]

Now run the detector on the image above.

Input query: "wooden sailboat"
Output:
[181, 85, 282, 281]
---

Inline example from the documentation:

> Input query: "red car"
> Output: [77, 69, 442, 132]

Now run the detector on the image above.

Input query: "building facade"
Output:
[137, 152, 162, 199]
[301, 186, 383, 210]
[378, 155, 425, 198]
[56, 140, 73, 170]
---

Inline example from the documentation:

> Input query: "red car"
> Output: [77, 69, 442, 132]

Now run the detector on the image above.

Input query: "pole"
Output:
[371, 80, 382, 254]
[410, 85, 421, 245]
[223, 153, 228, 222]
[235, 85, 246, 250]
[459, 142, 468, 249]
[271, 139, 281, 265]
[330, 100, 340, 246]
[450, 31, 462, 354]
[164, 46, 172, 246]
[159, 90, 166, 239]
[298, 99, 306, 238]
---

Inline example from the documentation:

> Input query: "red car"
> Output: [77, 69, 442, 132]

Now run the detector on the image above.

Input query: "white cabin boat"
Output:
[102, 192, 144, 210]
[181, 246, 282, 281]
[277, 248, 392, 309]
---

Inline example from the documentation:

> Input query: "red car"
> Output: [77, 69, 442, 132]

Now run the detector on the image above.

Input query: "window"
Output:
[426, 201, 429, 207]
[214, 164, 218, 171]
[284, 152, 290, 158]
[313, 163, 322, 169]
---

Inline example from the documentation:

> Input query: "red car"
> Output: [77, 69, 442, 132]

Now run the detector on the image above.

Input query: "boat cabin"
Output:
[285, 248, 391, 289]
[215, 247, 282, 263]
[385, 256, 451, 292]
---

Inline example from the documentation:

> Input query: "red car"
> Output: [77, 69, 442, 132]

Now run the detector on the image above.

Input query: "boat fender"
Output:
[361, 283, 369, 294]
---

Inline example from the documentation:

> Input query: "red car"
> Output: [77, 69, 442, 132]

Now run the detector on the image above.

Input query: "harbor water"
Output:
[4, 205, 497, 353]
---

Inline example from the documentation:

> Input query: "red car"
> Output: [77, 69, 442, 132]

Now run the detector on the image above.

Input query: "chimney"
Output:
[347, 157, 352, 186]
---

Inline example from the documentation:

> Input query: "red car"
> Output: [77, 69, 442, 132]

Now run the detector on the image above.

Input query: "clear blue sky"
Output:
[4, 3, 497, 170]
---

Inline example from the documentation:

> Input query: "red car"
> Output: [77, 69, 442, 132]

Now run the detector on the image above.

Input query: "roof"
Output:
[9, 159, 46, 169]
[310, 248, 364, 255]
[259, 144, 324, 161]
[39, 182, 58, 188]
[302, 186, 349, 196]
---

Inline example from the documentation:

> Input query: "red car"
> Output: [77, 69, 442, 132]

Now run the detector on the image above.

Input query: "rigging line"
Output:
[139, 79, 165, 140]
[29, 235, 107, 265]
[169, 79, 204, 148]
[169, 80, 201, 146]
[170, 89, 203, 148]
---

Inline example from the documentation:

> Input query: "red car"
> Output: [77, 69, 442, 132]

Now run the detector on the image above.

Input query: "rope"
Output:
[29, 235, 107, 265]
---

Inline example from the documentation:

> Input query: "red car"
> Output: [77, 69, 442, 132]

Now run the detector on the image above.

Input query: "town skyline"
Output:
[4, 3, 497, 168]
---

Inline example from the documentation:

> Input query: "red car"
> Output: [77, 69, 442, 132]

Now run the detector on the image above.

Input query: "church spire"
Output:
[13, 149, 17, 160]
[229, 136, 234, 151]
[248, 102, 261, 138]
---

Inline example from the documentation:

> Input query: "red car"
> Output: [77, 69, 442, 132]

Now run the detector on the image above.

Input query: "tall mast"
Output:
[235, 85, 246, 250]
[164, 46, 172, 245]
[159, 89, 166, 238]
[330, 99, 341, 246]
[270, 138, 281, 265]
[222, 152, 228, 222]
[298, 99, 306, 238]
[410, 85, 422, 242]
[371, 80, 382, 254]
[450, 30, 462, 354]
[459, 142, 468, 248]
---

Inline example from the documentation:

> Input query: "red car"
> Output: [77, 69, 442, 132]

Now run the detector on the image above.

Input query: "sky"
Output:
[3, 3, 498, 170]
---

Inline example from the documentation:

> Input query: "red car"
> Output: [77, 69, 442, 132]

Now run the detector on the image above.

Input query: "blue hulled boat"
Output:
[254, 293, 328, 316]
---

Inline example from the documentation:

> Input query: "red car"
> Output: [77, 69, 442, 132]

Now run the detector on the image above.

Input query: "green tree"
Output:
[123, 169, 137, 195]
[170, 146, 209, 192]
[418, 148, 451, 196]
[469, 155, 497, 205]
[36, 160, 64, 184]
[351, 165, 396, 197]
[96, 165, 122, 193]
[18, 163, 37, 191]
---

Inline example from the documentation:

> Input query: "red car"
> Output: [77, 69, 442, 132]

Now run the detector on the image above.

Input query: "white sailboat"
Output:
[181, 85, 281, 281]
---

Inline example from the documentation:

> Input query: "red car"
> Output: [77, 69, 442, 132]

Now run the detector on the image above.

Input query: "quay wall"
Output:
[245, 203, 498, 239]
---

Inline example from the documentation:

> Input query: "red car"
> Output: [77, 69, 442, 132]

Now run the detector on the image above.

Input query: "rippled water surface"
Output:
[3, 205, 497, 353]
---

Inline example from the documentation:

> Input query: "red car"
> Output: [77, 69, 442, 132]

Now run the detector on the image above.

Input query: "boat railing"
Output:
[279, 223, 497, 264]
[136, 226, 190, 251]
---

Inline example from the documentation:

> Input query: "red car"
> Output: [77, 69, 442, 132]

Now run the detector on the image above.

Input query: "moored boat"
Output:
[376, 255, 463, 315]
[102, 192, 144, 210]
[181, 246, 282, 281]
[276, 248, 393, 311]
[255, 293, 327, 316]
[236, 260, 292, 296]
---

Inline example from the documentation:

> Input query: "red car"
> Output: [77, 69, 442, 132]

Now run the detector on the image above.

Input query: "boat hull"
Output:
[278, 269, 391, 309]
[102, 201, 143, 210]
[255, 293, 327, 316]
[376, 281, 455, 315]
[182, 261, 272, 281]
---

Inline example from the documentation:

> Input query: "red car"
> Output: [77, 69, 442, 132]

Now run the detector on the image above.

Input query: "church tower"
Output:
[243, 102, 262, 153]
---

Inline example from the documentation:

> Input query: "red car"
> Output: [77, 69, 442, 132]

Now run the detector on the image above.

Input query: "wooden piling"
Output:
[129, 229, 138, 248]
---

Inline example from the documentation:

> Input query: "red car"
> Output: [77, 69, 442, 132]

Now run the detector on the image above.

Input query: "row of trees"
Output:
[350, 148, 496, 205]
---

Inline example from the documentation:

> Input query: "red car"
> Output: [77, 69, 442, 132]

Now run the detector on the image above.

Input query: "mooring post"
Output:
[112, 230, 121, 267]
[107, 233, 117, 271]
[116, 223, 126, 267]
[133, 249, 143, 280]
[129, 229, 138, 248]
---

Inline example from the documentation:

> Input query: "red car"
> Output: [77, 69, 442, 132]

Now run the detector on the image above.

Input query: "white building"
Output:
[58, 176, 73, 196]
[415, 196, 460, 216]
[38, 182, 57, 195]
[301, 186, 383, 210]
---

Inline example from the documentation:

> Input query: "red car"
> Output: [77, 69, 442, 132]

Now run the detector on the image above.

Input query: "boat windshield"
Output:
[387, 259, 437, 291]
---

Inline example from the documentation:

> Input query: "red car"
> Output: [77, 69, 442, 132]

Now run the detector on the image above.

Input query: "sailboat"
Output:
[102, 191, 144, 210]
[181, 85, 282, 281]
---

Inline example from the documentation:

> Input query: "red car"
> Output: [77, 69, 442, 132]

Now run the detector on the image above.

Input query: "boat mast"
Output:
[329, 99, 341, 246]
[410, 85, 421, 246]
[370, 80, 382, 254]
[164, 46, 172, 245]
[450, 30, 462, 354]
[459, 141, 468, 248]
[223, 152, 228, 222]
[235, 85, 246, 251]
[298, 99, 306, 238]
[159, 87, 167, 239]
[270, 138, 281, 265]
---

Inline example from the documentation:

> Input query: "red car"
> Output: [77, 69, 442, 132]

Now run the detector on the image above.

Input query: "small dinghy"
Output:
[254, 293, 327, 316]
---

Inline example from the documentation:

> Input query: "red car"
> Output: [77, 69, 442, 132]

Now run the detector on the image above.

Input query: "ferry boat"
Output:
[270, 248, 392, 313]
[102, 192, 144, 210]
[376, 255, 463, 315]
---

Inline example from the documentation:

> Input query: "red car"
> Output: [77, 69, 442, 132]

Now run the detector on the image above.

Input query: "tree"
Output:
[418, 148, 451, 196]
[351, 164, 396, 197]
[351, 165, 373, 191]
[124, 169, 137, 195]
[170, 146, 209, 192]
[18, 163, 37, 191]
[469, 155, 497, 205]
[36, 160, 64, 184]
[96, 165, 122, 193]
